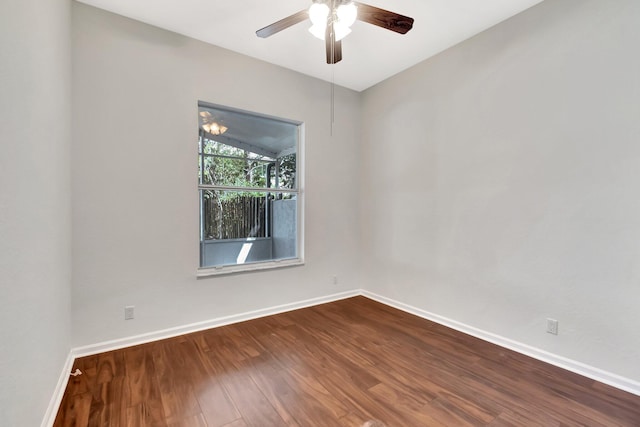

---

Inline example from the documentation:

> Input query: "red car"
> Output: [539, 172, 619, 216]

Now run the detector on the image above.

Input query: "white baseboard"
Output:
[72, 289, 360, 358]
[361, 290, 640, 397]
[41, 350, 74, 427]
[43, 289, 360, 426]
[44, 287, 640, 426]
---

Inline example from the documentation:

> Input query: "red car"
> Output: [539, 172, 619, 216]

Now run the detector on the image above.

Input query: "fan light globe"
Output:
[309, 3, 330, 26]
[308, 24, 326, 40]
[334, 22, 352, 41]
[337, 3, 357, 27]
[309, 22, 351, 41]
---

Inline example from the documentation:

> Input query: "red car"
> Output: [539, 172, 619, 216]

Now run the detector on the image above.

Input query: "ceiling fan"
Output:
[256, 0, 414, 64]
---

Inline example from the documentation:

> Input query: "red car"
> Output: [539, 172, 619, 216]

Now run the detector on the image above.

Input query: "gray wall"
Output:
[0, 0, 72, 425]
[71, 3, 362, 347]
[361, 0, 640, 382]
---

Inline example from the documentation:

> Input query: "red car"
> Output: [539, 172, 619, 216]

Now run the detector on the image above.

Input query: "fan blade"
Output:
[325, 23, 342, 64]
[256, 10, 308, 38]
[354, 2, 414, 34]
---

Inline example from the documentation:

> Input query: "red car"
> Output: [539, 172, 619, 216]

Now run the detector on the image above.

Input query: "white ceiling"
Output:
[76, 0, 544, 92]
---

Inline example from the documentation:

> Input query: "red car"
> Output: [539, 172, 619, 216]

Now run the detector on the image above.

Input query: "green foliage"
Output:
[199, 137, 296, 197]
[278, 154, 296, 190]
[200, 139, 265, 200]
[198, 136, 297, 239]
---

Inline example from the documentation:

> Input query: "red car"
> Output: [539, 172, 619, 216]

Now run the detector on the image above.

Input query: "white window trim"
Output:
[196, 114, 305, 277]
[197, 257, 305, 277]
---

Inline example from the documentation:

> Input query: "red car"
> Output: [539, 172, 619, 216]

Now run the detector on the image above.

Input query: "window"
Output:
[197, 102, 303, 275]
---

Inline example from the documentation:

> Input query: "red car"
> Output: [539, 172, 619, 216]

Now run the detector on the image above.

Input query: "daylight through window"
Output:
[198, 102, 302, 273]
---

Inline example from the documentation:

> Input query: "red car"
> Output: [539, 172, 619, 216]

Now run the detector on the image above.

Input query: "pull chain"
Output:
[331, 64, 335, 136]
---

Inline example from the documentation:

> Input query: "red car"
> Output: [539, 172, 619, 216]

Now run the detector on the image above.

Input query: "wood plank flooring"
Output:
[54, 296, 640, 426]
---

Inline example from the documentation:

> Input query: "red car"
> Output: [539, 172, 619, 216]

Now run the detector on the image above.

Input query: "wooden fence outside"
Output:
[202, 193, 267, 240]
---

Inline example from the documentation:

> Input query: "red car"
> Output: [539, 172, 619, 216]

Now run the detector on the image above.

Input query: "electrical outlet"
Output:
[125, 305, 135, 320]
[332, 275, 338, 285]
[547, 318, 558, 335]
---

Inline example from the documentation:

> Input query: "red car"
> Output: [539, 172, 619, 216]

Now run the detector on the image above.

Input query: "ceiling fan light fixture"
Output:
[336, 2, 357, 27]
[309, 2, 330, 26]
[202, 121, 228, 135]
[309, 1, 356, 41]
[334, 22, 352, 41]
[309, 23, 326, 40]
[309, 22, 351, 41]
[256, 0, 413, 64]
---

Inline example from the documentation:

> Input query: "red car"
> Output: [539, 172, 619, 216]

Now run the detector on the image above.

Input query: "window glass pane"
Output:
[277, 154, 297, 190]
[201, 190, 268, 240]
[200, 190, 298, 268]
[200, 155, 272, 187]
[198, 142, 297, 189]
[198, 102, 300, 271]
[202, 138, 264, 157]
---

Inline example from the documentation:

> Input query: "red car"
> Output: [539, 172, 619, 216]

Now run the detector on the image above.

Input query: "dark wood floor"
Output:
[54, 296, 640, 426]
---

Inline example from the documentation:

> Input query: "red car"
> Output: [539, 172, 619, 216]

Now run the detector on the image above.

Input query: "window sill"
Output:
[197, 258, 304, 277]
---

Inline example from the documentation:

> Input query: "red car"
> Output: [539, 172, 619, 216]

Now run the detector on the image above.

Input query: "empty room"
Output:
[2, 0, 640, 426]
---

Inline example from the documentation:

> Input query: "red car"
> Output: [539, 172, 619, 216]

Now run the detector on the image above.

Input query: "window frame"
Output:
[196, 102, 304, 277]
